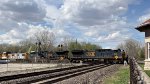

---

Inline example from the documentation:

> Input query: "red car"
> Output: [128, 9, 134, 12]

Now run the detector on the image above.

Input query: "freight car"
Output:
[0, 52, 28, 63]
[70, 49, 124, 63]
[29, 50, 69, 61]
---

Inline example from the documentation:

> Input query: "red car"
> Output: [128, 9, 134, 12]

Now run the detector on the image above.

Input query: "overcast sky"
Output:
[0, 0, 149, 48]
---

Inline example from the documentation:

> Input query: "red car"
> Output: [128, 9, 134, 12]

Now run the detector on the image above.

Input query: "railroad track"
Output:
[0, 64, 111, 84]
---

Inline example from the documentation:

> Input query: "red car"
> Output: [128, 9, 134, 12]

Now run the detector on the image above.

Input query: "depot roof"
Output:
[136, 19, 150, 32]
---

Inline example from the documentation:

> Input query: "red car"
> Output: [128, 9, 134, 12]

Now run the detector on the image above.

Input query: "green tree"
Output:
[68, 41, 101, 51]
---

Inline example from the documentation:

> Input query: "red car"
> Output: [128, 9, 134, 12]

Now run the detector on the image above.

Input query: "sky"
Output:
[0, 0, 150, 49]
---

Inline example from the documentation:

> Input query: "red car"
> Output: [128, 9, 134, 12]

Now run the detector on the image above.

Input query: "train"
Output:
[54, 49, 124, 63]
[0, 49, 125, 64]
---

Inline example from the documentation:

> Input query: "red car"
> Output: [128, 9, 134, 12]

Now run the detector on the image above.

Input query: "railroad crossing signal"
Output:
[58, 44, 63, 48]
[58, 44, 63, 51]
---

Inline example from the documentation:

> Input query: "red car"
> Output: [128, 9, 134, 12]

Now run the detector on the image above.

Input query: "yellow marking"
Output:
[115, 56, 118, 60]
[60, 57, 64, 60]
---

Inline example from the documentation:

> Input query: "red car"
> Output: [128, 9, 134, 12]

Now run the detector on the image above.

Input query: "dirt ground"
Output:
[0, 63, 71, 72]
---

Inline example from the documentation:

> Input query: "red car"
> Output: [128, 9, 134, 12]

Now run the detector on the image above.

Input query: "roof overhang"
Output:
[136, 24, 150, 32]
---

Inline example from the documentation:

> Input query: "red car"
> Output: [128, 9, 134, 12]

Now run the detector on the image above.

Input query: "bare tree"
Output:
[34, 29, 56, 51]
[117, 39, 143, 59]
[0, 30, 56, 54]
[117, 43, 124, 50]
[19, 38, 35, 52]
[62, 36, 73, 50]
[0, 43, 21, 53]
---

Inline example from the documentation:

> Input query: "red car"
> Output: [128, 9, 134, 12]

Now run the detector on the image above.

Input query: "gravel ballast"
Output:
[56, 64, 121, 84]
[0, 63, 83, 84]
[0, 64, 121, 84]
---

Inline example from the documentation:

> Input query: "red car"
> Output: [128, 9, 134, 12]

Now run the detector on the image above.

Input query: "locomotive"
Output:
[70, 49, 123, 63]
[55, 49, 125, 63]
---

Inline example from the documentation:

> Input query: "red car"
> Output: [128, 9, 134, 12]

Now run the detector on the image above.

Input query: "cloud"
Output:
[61, 0, 132, 26]
[138, 11, 150, 23]
[0, 0, 139, 49]
[46, 5, 60, 19]
[58, 0, 136, 48]
[0, 0, 70, 45]
[0, 22, 71, 44]
[44, 0, 63, 8]
[97, 31, 129, 42]
[0, 0, 46, 33]
[0, 0, 46, 22]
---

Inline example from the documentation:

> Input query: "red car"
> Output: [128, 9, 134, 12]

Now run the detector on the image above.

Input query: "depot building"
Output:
[136, 19, 150, 70]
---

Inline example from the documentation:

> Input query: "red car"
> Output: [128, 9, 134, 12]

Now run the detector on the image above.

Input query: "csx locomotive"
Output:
[55, 49, 125, 63]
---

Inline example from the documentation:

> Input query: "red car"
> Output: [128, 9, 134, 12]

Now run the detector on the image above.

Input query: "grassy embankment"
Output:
[139, 63, 150, 77]
[103, 66, 129, 84]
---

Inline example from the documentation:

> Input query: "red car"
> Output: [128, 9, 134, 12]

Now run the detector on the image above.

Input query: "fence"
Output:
[0, 59, 73, 72]
[129, 57, 144, 84]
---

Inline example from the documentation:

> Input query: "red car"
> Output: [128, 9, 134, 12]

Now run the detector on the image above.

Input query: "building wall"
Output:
[145, 36, 150, 60]
[145, 37, 150, 42]
[145, 29, 150, 37]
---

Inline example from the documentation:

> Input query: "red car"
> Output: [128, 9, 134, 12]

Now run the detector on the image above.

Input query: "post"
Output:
[6, 52, 8, 71]
[7, 57, 8, 71]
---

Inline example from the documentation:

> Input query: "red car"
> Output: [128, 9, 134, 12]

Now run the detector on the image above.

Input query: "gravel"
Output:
[55, 64, 121, 84]
[0, 63, 76, 77]
[0, 63, 83, 84]
[0, 64, 121, 84]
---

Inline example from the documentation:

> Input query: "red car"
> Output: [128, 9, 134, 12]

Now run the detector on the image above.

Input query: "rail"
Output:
[0, 64, 110, 84]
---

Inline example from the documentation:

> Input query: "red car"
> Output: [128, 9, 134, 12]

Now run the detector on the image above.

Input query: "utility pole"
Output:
[75, 39, 77, 50]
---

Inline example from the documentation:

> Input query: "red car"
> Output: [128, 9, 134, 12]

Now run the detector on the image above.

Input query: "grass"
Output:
[145, 71, 150, 77]
[139, 63, 150, 77]
[139, 63, 144, 69]
[103, 66, 129, 84]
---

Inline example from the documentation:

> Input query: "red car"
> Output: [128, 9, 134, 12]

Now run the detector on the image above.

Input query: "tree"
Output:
[117, 39, 144, 60]
[81, 42, 101, 50]
[62, 36, 73, 50]
[19, 38, 36, 53]
[140, 47, 145, 60]
[68, 41, 82, 51]
[0, 43, 22, 53]
[68, 41, 101, 51]
[34, 29, 56, 51]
